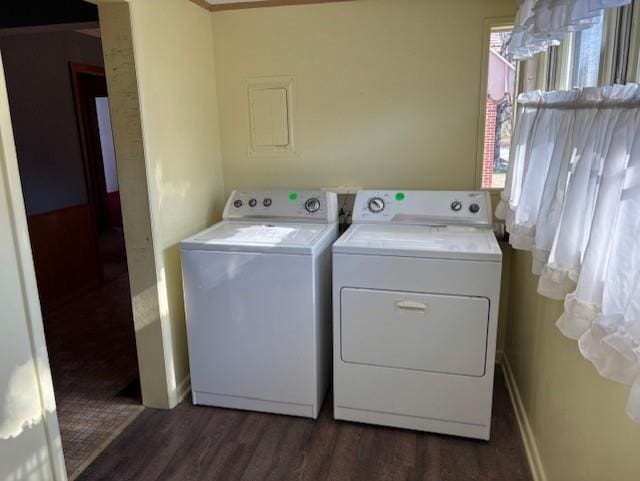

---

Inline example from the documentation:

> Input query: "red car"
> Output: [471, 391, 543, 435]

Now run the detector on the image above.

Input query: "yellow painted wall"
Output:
[506, 250, 640, 481]
[99, 1, 171, 410]
[210, 0, 514, 355]
[211, 0, 517, 192]
[128, 0, 225, 406]
[98, 0, 225, 408]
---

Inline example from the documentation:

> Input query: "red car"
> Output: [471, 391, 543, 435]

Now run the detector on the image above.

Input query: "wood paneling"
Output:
[27, 203, 102, 310]
[191, 0, 355, 12]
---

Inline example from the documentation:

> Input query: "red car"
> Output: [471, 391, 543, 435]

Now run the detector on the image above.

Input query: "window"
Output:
[543, 3, 638, 91]
[481, 27, 516, 189]
[612, 2, 635, 83]
[571, 11, 605, 88]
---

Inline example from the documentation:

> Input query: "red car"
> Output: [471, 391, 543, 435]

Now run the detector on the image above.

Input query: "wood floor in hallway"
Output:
[77, 368, 531, 481]
[44, 228, 142, 479]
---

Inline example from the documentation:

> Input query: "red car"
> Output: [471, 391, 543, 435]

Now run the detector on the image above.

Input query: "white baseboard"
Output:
[501, 355, 548, 481]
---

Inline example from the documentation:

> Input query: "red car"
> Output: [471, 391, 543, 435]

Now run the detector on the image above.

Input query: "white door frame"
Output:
[0, 50, 67, 481]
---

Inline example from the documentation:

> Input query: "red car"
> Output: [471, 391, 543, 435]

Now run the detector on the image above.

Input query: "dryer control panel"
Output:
[223, 189, 338, 223]
[352, 190, 492, 227]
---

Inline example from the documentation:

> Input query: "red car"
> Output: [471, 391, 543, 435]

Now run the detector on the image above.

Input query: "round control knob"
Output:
[305, 197, 321, 213]
[263, 198, 272, 207]
[469, 203, 480, 214]
[233, 199, 243, 208]
[450, 200, 463, 212]
[368, 197, 385, 213]
[248, 198, 257, 207]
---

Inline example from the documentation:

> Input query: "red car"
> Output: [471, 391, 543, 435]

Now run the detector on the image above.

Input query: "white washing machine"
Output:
[181, 189, 338, 418]
[332, 190, 502, 439]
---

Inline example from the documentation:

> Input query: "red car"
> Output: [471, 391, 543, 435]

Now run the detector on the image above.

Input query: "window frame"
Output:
[475, 17, 516, 192]
[600, 6, 628, 85]
[627, 0, 640, 81]
[548, 3, 637, 89]
[560, 13, 607, 90]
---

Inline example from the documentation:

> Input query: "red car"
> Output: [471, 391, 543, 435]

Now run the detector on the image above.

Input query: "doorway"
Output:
[69, 63, 128, 282]
[0, 22, 142, 480]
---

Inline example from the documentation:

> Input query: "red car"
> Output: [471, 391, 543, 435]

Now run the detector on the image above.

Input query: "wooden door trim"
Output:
[70, 62, 105, 78]
[69, 61, 107, 281]
[191, 0, 355, 12]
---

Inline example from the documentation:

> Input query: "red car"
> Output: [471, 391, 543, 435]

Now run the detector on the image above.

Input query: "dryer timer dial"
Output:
[368, 197, 385, 213]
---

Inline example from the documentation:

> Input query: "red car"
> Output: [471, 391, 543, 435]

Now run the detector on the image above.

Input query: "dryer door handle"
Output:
[394, 299, 428, 313]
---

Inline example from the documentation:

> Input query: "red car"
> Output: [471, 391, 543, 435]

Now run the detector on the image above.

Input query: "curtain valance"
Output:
[497, 83, 640, 422]
[507, 0, 632, 60]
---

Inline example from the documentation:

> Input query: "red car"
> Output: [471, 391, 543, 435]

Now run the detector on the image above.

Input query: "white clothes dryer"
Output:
[332, 190, 502, 439]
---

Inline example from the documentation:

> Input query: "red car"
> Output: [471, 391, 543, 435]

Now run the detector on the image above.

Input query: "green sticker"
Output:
[395, 192, 405, 201]
[289, 192, 299, 201]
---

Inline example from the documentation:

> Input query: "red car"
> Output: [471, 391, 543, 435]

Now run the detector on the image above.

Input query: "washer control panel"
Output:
[223, 189, 338, 223]
[352, 190, 492, 226]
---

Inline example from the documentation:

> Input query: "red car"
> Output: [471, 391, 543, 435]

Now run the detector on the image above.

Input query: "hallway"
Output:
[43, 231, 141, 479]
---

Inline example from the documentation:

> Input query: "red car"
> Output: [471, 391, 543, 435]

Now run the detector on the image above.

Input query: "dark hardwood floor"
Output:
[78, 368, 531, 481]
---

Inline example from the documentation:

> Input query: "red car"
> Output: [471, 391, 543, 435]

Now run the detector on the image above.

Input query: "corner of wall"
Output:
[98, 0, 173, 410]
[207, 6, 226, 206]
[501, 355, 548, 481]
[117, 0, 227, 409]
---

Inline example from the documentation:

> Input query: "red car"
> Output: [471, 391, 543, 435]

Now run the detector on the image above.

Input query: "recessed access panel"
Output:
[340, 288, 489, 377]
[250, 88, 289, 147]
[246, 76, 296, 157]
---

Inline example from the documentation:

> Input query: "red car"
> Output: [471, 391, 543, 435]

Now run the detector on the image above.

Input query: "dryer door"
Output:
[340, 288, 489, 377]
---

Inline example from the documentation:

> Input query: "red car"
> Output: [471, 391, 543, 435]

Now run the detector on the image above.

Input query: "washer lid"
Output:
[180, 220, 335, 254]
[333, 224, 502, 261]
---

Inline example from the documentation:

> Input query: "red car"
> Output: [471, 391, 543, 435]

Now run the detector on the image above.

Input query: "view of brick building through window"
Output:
[482, 29, 516, 189]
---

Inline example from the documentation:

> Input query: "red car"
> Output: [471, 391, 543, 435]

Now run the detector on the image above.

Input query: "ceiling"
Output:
[0, 0, 97, 29]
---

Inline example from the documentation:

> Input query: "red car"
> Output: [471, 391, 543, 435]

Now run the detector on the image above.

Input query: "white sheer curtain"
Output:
[497, 84, 640, 422]
[507, 0, 632, 60]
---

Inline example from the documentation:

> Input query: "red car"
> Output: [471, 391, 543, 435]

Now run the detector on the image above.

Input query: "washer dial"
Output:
[248, 198, 257, 207]
[368, 197, 385, 213]
[450, 200, 463, 212]
[305, 197, 321, 213]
